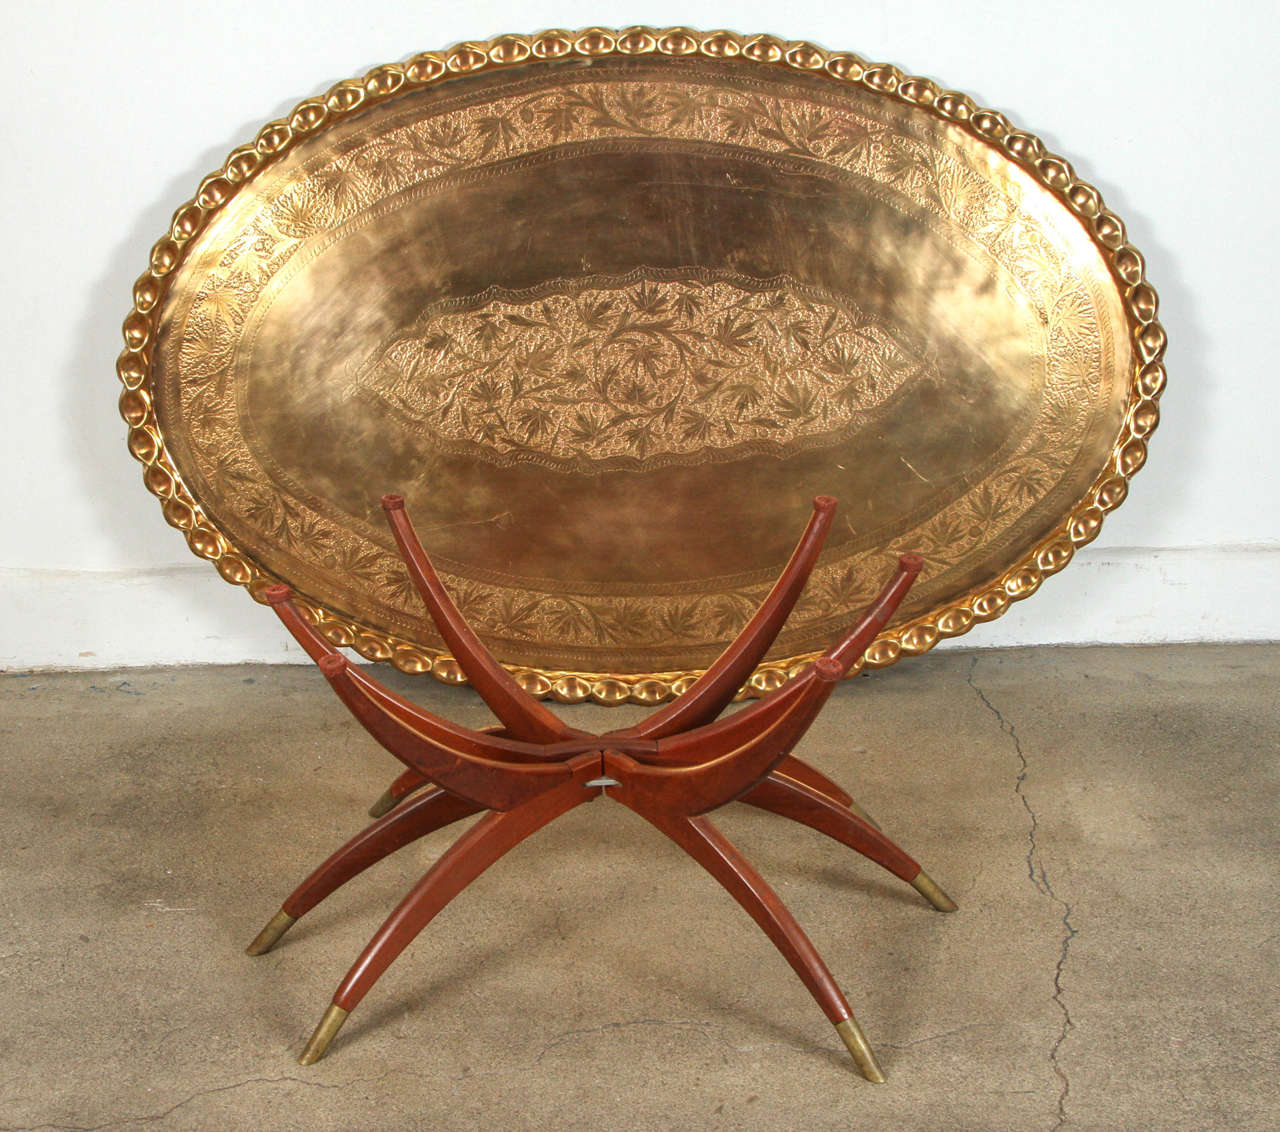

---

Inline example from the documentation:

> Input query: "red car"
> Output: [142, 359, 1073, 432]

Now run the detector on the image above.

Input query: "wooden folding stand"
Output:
[246, 494, 956, 1082]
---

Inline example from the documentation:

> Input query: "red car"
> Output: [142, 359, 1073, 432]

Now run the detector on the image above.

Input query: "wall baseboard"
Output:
[3, 545, 1277, 671]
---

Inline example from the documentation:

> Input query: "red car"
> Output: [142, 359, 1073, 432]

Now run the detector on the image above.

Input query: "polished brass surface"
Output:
[298, 1004, 349, 1066]
[910, 870, 958, 913]
[244, 908, 297, 955]
[835, 1017, 887, 1084]
[120, 29, 1165, 702]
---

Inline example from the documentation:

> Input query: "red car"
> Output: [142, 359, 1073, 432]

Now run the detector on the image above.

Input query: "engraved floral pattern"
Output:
[349, 270, 931, 469]
[148, 55, 1134, 672]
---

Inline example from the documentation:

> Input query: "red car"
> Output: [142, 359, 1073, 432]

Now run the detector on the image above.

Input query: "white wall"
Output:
[1, 1, 1276, 669]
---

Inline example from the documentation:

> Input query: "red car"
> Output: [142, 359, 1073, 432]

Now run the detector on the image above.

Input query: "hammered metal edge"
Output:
[117, 27, 1165, 704]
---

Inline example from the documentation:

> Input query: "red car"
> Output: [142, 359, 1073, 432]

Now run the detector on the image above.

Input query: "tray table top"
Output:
[119, 30, 1164, 702]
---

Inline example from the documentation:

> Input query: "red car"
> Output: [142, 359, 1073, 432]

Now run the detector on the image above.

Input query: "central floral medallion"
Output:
[350, 269, 933, 471]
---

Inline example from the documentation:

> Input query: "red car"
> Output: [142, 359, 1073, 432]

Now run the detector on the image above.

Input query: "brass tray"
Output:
[118, 28, 1164, 703]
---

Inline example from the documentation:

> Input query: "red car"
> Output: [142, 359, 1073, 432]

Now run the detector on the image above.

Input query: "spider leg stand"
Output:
[247, 495, 956, 1082]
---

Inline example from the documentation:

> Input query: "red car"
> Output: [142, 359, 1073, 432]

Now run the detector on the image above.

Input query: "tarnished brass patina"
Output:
[244, 909, 296, 956]
[298, 1004, 349, 1066]
[835, 1018, 886, 1084]
[910, 871, 959, 913]
[119, 29, 1165, 702]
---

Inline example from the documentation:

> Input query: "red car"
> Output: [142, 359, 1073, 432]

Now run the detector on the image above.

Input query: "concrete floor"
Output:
[1, 644, 1277, 1130]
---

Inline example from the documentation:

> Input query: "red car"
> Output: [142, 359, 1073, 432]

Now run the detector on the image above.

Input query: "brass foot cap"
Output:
[910, 870, 958, 913]
[368, 788, 398, 818]
[245, 909, 297, 956]
[911, 870, 962, 916]
[836, 1018, 886, 1083]
[299, 1004, 349, 1066]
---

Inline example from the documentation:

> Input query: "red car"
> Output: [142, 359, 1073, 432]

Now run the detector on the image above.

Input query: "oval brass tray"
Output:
[119, 28, 1164, 704]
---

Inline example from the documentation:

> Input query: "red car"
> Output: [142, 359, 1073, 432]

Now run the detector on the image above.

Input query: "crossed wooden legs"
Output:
[251, 751, 950, 1079]
[353, 765, 951, 917]
[248, 767, 951, 968]
[246, 494, 957, 1081]
[368, 752, 858, 817]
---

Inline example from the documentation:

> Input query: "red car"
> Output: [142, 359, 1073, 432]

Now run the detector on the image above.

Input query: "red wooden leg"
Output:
[742, 775, 957, 912]
[246, 788, 485, 956]
[631, 808, 886, 1083]
[369, 766, 431, 817]
[381, 495, 579, 744]
[369, 722, 516, 817]
[776, 755, 854, 807]
[298, 777, 594, 1064]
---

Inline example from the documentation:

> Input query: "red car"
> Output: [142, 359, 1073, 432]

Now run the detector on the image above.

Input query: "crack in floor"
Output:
[968, 655, 1078, 1130]
[0, 1067, 412, 1132]
[533, 1017, 732, 1063]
